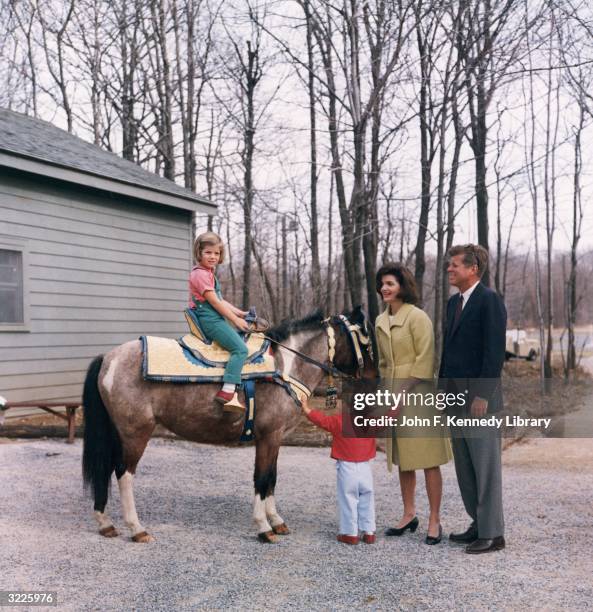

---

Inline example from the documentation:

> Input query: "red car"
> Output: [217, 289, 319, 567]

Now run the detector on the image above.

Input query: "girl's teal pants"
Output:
[192, 301, 248, 384]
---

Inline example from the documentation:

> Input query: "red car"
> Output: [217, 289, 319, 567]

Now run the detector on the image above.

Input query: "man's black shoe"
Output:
[465, 536, 505, 554]
[449, 524, 478, 543]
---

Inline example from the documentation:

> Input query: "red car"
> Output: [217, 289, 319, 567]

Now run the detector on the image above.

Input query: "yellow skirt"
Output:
[386, 396, 452, 472]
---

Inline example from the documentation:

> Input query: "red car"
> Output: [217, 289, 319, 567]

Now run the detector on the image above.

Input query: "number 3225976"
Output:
[0, 591, 57, 606]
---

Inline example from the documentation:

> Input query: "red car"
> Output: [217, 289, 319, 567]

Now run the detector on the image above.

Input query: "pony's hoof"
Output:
[272, 523, 290, 535]
[131, 531, 155, 543]
[257, 530, 278, 544]
[99, 525, 119, 538]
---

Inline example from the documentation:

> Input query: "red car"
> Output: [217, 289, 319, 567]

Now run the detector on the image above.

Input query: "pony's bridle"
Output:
[324, 315, 373, 377]
[323, 315, 373, 409]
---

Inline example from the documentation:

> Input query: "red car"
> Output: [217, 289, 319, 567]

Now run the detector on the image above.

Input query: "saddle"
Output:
[139, 309, 311, 442]
[141, 308, 306, 394]
[181, 307, 269, 366]
[184, 307, 269, 345]
[140, 333, 275, 382]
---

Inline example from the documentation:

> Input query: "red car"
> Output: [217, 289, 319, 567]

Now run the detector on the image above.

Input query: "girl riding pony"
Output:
[189, 232, 249, 407]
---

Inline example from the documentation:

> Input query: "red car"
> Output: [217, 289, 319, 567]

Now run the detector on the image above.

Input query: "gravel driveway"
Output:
[1, 437, 592, 611]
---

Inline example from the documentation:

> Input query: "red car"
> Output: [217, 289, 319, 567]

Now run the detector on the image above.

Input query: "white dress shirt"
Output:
[460, 280, 480, 309]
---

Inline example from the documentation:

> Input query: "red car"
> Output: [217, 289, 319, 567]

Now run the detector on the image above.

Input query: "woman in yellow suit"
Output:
[375, 262, 452, 545]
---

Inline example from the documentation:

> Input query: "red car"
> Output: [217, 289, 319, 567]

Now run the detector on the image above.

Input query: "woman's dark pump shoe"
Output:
[425, 524, 443, 545]
[385, 516, 419, 537]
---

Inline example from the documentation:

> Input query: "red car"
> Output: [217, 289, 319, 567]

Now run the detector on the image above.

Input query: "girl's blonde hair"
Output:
[193, 232, 225, 264]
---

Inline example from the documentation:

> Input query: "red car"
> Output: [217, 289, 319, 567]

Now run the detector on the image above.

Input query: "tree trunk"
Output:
[567, 103, 584, 374]
[303, 0, 322, 307]
[241, 40, 258, 310]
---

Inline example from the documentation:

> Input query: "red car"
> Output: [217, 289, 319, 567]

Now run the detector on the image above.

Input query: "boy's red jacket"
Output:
[306, 410, 376, 462]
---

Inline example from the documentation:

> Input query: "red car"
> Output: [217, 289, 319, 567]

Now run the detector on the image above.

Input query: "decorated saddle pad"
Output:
[179, 333, 268, 366]
[140, 335, 277, 383]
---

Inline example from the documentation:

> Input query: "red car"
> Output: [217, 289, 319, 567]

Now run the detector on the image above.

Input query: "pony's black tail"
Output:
[82, 356, 123, 512]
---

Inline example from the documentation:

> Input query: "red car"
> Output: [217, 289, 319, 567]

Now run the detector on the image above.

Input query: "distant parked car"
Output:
[505, 329, 539, 361]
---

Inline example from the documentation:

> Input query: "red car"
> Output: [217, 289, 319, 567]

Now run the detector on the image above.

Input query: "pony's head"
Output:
[326, 305, 378, 380]
[266, 306, 377, 381]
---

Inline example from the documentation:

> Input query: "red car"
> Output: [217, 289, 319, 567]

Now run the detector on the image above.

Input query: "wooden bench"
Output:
[2, 401, 82, 443]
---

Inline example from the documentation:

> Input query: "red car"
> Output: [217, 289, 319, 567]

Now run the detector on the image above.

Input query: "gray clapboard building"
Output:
[0, 108, 215, 404]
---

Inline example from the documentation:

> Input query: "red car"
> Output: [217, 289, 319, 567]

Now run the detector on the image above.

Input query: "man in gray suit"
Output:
[439, 244, 507, 554]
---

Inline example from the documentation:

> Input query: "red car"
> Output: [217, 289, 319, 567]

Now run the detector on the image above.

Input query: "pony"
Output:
[82, 306, 377, 543]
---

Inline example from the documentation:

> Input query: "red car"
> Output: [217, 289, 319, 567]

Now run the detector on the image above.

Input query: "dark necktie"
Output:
[452, 294, 464, 329]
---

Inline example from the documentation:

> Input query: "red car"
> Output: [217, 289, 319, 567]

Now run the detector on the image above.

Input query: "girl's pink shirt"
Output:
[188, 265, 216, 306]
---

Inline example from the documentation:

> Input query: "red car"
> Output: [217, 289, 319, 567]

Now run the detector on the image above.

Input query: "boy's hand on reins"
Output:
[301, 398, 311, 415]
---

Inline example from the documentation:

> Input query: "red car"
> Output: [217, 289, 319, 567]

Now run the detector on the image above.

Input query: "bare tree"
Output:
[302, 0, 323, 307]
[145, 0, 176, 179]
[523, 1, 546, 393]
[454, 0, 538, 285]
[410, 2, 465, 357]
[6, 0, 39, 115]
[542, 11, 561, 384]
[559, 4, 591, 376]
[298, 0, 417, 320]
[216, 5, 281, 310]
[38, 0, 76, 132]
[492, 107, 518, 298]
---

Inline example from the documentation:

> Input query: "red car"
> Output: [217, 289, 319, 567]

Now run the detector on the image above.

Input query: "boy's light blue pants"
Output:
[336, 460, 376, 536]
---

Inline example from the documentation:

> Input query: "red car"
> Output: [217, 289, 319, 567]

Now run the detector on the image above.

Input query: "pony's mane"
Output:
[267, 309, 325, 343]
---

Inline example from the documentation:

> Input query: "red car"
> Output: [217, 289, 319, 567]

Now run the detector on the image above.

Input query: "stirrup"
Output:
[223, 392, 245, 414]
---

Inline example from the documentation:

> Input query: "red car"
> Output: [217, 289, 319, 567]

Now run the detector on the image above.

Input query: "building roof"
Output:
[0, 108, 216, 214]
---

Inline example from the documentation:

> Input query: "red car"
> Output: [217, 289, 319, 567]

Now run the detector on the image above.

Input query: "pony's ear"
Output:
[348, 304, 366, 325]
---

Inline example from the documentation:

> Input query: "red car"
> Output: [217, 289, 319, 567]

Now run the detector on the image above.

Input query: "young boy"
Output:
[302, 397, 376, 544]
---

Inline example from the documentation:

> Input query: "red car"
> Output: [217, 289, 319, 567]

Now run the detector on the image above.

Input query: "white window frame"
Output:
[0, 237, 30, 332]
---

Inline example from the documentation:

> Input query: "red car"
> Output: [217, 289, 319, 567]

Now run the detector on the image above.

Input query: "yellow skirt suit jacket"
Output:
[375, 303, 452, 472]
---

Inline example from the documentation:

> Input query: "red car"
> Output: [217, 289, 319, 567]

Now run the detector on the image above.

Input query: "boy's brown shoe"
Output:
[337, 534, 359, 545]
[362, 533, 376, 544]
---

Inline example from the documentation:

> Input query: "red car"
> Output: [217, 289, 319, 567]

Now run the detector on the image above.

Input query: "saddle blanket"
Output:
[140, 334, 277, 383]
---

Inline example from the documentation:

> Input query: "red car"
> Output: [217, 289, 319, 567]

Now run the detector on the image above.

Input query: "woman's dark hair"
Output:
[375, 262, 419, 305]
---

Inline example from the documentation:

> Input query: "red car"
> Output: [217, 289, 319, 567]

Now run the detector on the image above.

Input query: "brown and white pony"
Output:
[82, 307, 377, 543]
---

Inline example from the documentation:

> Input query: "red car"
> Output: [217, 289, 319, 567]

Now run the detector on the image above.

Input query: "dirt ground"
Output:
[2, 359, 592, 609]
[2, 435, 593, 611]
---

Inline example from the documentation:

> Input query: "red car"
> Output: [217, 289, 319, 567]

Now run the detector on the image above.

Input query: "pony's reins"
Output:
[254, 333, 343, 378]
[252, 315, 372, 410]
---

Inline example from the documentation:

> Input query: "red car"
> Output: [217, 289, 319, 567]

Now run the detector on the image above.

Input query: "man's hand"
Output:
[470, 396, 488, 417]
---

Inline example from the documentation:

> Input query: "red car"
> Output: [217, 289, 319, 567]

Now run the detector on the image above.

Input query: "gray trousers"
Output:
[451, 422, 504, 539]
